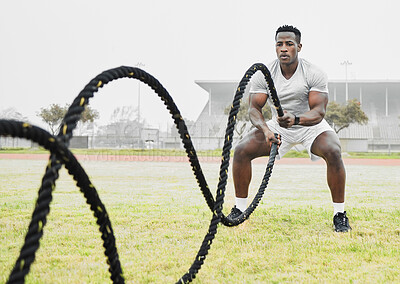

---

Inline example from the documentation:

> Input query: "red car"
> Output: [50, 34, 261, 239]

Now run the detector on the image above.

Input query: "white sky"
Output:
[0, 0, 398, 131]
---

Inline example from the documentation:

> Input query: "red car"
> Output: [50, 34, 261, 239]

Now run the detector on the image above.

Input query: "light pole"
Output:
[340, 60, 352, 102]
[136, 62, 145, 124]
[136, 62, 145, 148]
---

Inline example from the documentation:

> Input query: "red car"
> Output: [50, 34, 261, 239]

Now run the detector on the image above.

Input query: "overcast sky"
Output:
[0, 0, 398, 131]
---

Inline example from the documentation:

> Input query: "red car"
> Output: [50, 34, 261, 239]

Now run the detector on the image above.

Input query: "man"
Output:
[228, 25, 351, 232]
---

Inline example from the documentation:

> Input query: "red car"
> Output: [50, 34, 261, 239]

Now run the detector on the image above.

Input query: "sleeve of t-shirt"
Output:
[309, 67, 329, 95]
[249, 70, 270, 95]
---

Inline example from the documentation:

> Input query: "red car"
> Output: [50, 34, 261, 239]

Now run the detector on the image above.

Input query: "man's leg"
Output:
[311, 131, 345, 203]
[311, 131, 351, 232]
[232, 128, 271, 212]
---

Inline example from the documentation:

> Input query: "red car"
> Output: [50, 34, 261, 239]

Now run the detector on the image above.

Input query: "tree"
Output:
[37, 104, 99, 135]
[37, 104, 68, 135]
[110, 106, 137, 123]
[98, 106, 145, 147]
[0, 107, 28, 121]
[325, 99, 369, 133]
[107, 106, 144, 136]
[77, 105, 99, 135]
[80, 106, 99, 124]
[224, 99, 271, 139]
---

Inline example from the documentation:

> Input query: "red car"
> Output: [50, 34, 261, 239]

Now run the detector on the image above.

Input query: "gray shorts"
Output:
[266, 118, 336, 161]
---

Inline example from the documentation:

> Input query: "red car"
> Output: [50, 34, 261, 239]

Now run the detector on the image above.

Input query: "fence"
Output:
[2, 135, 400, 153]
[0, 137, 33, 148]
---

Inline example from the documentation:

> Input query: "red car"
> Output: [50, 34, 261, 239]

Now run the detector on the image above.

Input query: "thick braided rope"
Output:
[177, 63, 282, 283]
[1, 120, 123, 283]
[4, 66, 211, 283]
[60, 66, 215, 210]
[3, 63, 281, 283]
[6, 69, 155, 283]
[219, 63, 282, 226]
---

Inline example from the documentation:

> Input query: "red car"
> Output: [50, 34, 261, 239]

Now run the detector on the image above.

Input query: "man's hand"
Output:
[264, 130, 281, 149]
[277, 110, 295, 128]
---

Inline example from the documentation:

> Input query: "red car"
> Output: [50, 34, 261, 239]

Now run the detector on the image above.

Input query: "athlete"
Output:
[228, 25, 351, 232]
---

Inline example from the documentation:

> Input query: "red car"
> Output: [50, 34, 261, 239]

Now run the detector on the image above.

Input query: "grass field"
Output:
[1, 147, 400, 159]
[0, 156, 399, 283]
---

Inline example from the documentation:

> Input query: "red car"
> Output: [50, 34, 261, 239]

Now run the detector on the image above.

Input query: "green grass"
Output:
[1, 159, 399, 283]
[344, 151, 400, 159]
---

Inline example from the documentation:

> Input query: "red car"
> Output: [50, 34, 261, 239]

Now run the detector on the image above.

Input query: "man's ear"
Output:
[297, 43, 302, 52]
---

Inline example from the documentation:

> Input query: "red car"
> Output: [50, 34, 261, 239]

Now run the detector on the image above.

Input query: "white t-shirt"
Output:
[249, 58, 328, 122]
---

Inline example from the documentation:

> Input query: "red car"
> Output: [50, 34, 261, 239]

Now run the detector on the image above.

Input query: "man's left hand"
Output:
[277, 110, 295, 128]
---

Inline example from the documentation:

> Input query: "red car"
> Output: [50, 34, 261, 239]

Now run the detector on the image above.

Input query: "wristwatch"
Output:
[294, 115, 300, 125]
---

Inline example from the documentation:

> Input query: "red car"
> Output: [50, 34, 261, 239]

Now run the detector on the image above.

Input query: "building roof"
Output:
[195, 79, 400, 96]
[195, 79, 400, 117]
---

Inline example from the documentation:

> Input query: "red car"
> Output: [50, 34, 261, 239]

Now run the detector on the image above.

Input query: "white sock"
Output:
[235, 197, 247, 212]
[333, 202, 345, 216]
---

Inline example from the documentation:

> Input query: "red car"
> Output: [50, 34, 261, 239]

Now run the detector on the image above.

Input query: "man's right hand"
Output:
[264, 130, 281, 149]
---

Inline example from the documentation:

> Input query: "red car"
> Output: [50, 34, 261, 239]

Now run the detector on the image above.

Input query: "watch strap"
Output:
[294, 115, 300, 125]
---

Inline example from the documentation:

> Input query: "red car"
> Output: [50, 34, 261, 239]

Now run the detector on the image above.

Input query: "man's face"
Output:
[275, 31, 302, 66]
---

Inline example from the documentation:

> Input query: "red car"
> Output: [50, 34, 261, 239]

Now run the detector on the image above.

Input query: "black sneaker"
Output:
[227, 206, 243, 220]
[333, 211, 352, 232]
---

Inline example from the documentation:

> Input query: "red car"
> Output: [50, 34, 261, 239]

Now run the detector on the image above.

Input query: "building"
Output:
[191, 79, 400, 152]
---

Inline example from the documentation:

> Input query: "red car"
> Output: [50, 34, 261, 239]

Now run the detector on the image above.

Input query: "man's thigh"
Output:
[310, 130, 341, 158]
[235, 128, 271, 159]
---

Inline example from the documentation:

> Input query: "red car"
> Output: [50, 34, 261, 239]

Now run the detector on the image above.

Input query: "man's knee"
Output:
[312, 132, 343, 164]
[324, 145, 342, 163]
[234, 142, 251, 162]
[316, 142, 344, 170]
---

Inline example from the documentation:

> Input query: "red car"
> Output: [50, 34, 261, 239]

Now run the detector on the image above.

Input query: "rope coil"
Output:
[1, 63, 281, 283]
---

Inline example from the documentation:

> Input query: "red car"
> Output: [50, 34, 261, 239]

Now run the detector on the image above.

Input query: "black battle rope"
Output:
[1, 63, 282, 283]
[177, 63, 283, 283]
[1, 120, 124, 283]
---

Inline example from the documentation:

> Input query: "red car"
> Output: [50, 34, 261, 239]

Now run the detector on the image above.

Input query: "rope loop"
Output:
[1, 62, 281, 283]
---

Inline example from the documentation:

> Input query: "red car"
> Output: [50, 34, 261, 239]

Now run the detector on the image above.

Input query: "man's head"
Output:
[275, 25, 301, 44]
[275, 25, 302, 66]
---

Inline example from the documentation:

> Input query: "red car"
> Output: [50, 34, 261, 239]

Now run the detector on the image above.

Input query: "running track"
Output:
[1, 153, 399, 166]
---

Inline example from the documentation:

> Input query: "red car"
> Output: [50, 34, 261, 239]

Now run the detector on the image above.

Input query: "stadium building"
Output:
[191, 79, 400, 152]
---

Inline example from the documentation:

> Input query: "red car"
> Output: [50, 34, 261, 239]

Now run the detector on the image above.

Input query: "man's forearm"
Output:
[249, 108, 270, 133]
[296, 109, 324, 126]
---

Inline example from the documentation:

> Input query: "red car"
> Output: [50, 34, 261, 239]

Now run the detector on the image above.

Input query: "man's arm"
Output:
[277, 91, 328, 128]
[248, 93, 280, 145]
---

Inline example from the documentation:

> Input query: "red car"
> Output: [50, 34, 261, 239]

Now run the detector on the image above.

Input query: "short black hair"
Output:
[275, 25, 301, 43]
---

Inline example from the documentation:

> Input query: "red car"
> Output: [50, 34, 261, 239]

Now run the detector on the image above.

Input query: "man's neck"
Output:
[280, 59, 299, 80]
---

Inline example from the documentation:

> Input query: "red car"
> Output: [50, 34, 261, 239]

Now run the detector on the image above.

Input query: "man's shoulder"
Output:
[299, 58, 328, 91]
[266, 59, 280, 70]
[299, 58, 326, 75]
